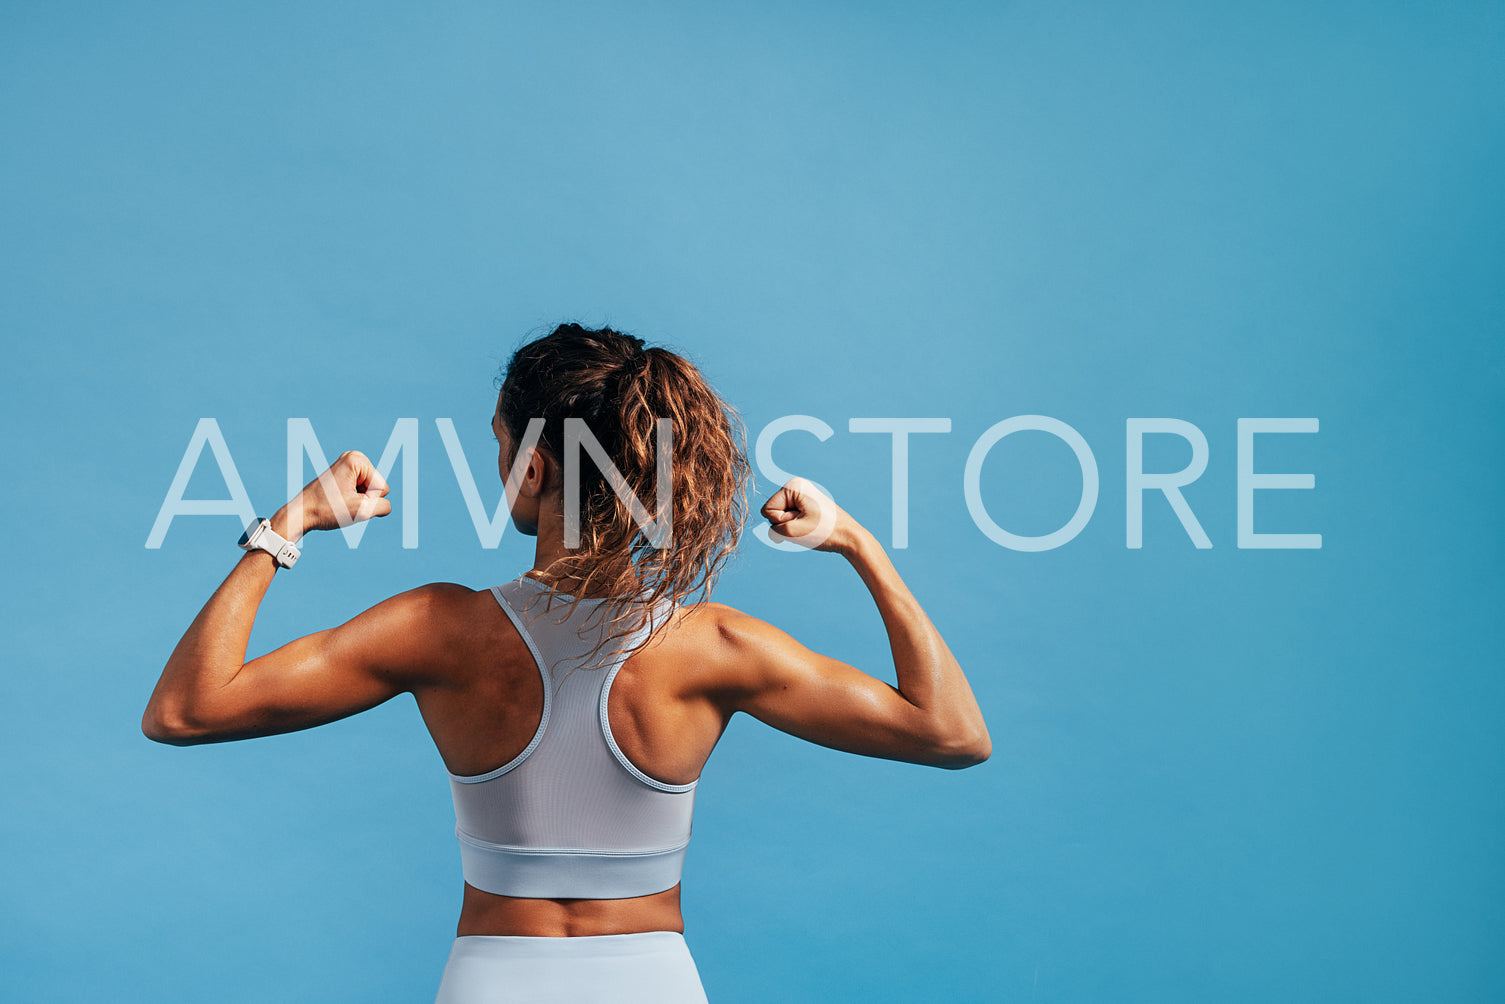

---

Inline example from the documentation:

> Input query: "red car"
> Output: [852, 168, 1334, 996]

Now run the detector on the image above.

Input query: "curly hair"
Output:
[496, 323, 752, 657]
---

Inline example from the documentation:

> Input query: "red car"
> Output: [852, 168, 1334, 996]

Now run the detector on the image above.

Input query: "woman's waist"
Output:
[456, 881, 685, 939]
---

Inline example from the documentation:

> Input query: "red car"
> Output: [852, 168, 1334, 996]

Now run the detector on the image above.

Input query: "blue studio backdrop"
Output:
[3, 2, 1502, 1002]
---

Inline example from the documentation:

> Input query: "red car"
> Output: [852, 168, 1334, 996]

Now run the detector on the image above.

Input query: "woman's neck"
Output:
[528, 504, 621, 598]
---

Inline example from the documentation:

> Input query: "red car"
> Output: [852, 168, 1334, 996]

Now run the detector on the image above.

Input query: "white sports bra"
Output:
[447, 574, 695, 899]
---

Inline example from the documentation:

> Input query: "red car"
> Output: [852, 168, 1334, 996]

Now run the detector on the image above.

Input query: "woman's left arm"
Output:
[141, 451, 457, 745]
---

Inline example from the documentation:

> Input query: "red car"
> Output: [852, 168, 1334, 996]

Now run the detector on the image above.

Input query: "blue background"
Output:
[3, 2, 1502, 1001]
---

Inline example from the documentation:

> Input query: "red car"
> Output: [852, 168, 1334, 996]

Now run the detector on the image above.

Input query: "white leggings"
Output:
[434, 931, 709, 1003]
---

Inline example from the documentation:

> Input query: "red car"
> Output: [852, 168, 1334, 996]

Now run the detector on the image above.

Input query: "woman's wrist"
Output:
[268, 506, 305, 544]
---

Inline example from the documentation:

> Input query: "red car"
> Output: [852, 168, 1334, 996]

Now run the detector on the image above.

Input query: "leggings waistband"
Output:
[436, 930, 706, 1003]
[450, 931, 687, 958]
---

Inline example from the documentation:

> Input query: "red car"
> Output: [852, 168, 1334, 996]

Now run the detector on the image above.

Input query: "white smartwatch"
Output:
[238, 518, 301, 568]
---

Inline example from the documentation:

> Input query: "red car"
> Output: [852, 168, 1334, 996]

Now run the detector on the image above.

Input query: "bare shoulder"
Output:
[332, 582, 509, 675]
[689, 601, 809, 652]
[666, 601, 770, 653]
[398, 582, 517, 651]
[364, 581, 487, 629]
[657, 601, 802, 697]
[395, 581, 481, 606]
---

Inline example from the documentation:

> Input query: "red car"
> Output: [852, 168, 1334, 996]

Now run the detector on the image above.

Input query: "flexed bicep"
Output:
[144, 583, 469, 745]
[714, 609, 972, 768]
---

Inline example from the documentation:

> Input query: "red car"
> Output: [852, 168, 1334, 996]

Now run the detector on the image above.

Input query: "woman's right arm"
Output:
[710, 479, 990, 769]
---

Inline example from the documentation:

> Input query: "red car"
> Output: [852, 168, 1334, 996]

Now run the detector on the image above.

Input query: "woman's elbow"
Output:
[943, 733, 992, 769]
[141, 703, 208, 746]
[924, 724, 992, 769]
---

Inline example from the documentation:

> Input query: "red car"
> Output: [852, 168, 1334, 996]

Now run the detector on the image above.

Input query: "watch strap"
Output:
[239, 519, 300, 568]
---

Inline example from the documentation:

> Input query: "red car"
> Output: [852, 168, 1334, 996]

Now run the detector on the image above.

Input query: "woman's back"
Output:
[447, 575, 696, 899]
[401, 574, 735, 940]
[404, 588, 723, 783]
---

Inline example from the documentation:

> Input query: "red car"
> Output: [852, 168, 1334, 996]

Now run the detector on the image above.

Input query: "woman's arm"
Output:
[141, 451, 454, 745]
[711, 479, 990, 769]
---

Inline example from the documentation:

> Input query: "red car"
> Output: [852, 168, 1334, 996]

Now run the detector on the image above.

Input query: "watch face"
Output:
[238, 519, 265, 548]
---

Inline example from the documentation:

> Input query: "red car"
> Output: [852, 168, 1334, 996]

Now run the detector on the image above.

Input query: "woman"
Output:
[142, 324, 991, 1002]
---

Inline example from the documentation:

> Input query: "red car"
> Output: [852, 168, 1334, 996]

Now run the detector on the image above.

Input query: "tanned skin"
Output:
[143, 396, 991, 937]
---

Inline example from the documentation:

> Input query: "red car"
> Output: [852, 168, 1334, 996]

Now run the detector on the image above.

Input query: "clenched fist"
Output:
[275, 451, 392, 542]
[760, 477, 864, 554]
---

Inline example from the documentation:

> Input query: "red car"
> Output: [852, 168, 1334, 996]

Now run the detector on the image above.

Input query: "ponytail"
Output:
[496, 323, 752, 653]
